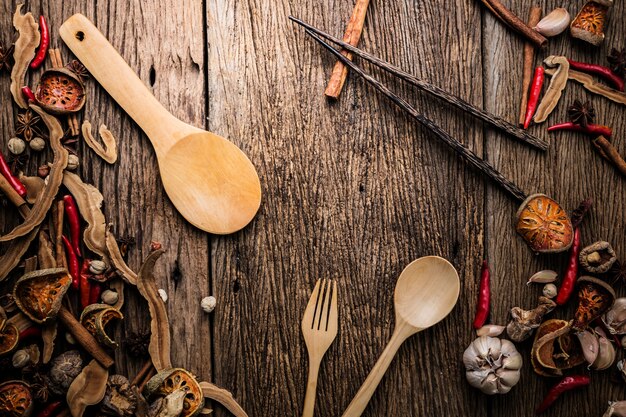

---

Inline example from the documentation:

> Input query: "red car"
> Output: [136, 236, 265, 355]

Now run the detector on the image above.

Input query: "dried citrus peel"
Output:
[515, 193, 574, 254]
[13, 268, 71, 324]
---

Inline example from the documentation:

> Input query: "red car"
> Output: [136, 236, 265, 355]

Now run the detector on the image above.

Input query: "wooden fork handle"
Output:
[302, 355, 322, 417]
[341, 326, 413, 417]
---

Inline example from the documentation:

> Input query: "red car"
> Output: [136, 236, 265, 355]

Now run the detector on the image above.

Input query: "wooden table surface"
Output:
[1, 0, 625, 416]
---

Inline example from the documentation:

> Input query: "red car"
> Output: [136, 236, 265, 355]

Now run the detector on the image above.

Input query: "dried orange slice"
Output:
[34, 68, 86, 115]
[0, 381, 34, 417]
[0, 322, 19, 356]
[144, 368, 203, 417]
[572, 276, 615, 331]
[515, 194, 574, 254]
[13, 268, 71, 324]
[80, 304, 123, 348]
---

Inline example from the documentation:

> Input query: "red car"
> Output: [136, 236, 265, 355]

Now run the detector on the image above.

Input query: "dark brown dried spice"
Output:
[568, 100, 596, 128]
[7, 153, 29, 173]
[608, 260, 626, 284]
[571, 198, 593, 229]
[66, 60, 89, 81]
[608, 48, 626, 77]
[0, 44, 14, 73]
[15, 110, 42, 142]
[123, 331, 151, 358]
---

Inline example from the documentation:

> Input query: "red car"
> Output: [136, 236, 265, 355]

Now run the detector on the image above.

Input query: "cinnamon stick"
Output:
[480, 0, 547, 48]
[593, 136, 626, 176]
[324, 0, 371, 99]
[131, 359, 154, 386]
[54, 199, 66, 269]
[58, 306, 115, 368]
[518, 7, 542, 126]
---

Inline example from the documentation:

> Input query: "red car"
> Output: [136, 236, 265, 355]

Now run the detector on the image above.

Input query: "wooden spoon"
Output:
[342, 256, 460, 417]
[59, 14, 261, 235]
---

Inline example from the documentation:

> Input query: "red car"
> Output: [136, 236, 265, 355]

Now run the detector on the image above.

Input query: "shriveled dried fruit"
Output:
[13, 268, 71, 324]
[34, 69, 86, 115]
[48, 350, 83, 395]
[515, 194, 573, 254]
[80, 304, 123, 349]
[100, 375, 137, 417]
[572, 276, 616, 331]
[143, 368, 203, 417]
[0, 381, 34, 417]
[0, 322, 19, 356]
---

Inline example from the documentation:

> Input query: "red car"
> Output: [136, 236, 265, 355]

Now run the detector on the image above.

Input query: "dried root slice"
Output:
[35, 69, 86, 115]
[18, 174, 44, 205]
[0, 380, 34, 417]
[67, 360, 109, 417]
[144, 368, 203, 417]
[82, 121, 118, 164]
[10, 4, 39, 109]
[13, 268, 71, 324]
[79, 304, 123, 348]
[534, 56, 569, 123]
[515, 194, 573, 254]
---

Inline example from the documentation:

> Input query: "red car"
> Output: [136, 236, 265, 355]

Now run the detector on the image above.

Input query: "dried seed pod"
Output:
[66, 154, 80, 171]
[531, 319, 586, 376]
[535, 8, 571, 37]
[200, 296, 216, 313]
[28, 137, 45, 152]
[101, 290, 119, 306]
[48, 350, 83, 396]
[527, 270, 558, 285]
[8, 138, 26, 155]
[80, 304, 123, 349]
[573, 276, 616, 331]
[0, 380, 34, 417]
[515, 194, 573, 254]
[570, 1, 612, 46]
[543, 283, 558, 299]
[143, 368, 203, 417]
[99, 375, 137, 417]
[579, 241, 617, 273]
[34, 69, 86, 115]
[13, 268, 72, 324]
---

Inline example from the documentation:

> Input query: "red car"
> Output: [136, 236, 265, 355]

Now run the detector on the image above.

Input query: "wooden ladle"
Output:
[59, 14, 261, 235]
[342, 256, 460, 417]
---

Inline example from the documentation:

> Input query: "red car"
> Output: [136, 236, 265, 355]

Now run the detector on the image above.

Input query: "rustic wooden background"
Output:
[1, 0, 625, 415]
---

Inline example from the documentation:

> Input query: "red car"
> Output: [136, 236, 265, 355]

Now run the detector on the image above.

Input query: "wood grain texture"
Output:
[0, 0, 624, 416]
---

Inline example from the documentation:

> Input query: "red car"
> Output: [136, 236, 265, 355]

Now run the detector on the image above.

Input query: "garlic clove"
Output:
[502, 352, 523, 370]
[480, 374, 500, 395]
[576, 330, 599, 365]
[496, 369, 521, 388]
[534, 8, 571, 37]
[526, 270, 558, 285]
[476, 324, 505, 337]
[592, 336, 616, 370]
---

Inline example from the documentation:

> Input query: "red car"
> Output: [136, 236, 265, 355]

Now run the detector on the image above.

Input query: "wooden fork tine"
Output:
[303, 279, 322, 328]
[317, 279, 331, 331]
[329, 280, 338, 329]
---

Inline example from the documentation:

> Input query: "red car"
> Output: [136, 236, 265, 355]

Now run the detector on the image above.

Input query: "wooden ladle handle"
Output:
[342, 326, 413, 417]
[59, 14, 177, 149]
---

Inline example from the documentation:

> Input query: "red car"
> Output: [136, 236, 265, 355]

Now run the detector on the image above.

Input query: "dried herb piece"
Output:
[0, 44, 15, 73]
[0, 380, 34, 417]
[13, 268, 71, 324]
[100, 375, 137, 417]
[34, 69, 86, 115]
[10, 4, 40, 109]
[607, 261, 626, 284]
[81, 121, 118, 164]
[136, 249, 171, 371]
[106, 226, 138, 285]
[571, 198, 592, 229]
[15, 110, 41, 142]
[0, 106, 68, 243]
[608, 47, 626, 76]
[546, 67, 626, 106]
[507, 296, 556, 342]
[62, 172, 108, 260]
[66, 360, 109, 417]
[534, 56, 570, 123]
[567, 100, 596, 127]
[41, 322, 56, 364]
[143, 368, 203, 417]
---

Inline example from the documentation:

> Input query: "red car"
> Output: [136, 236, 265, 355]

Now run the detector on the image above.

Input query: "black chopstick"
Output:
[296, 25, 528, 203]
[289, 16, 548, 152]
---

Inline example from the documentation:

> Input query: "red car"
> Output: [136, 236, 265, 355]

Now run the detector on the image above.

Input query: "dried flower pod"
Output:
[0, 322, 19, 356]
[462, 336, 522, 395]
[8, 138, 26, 155]
[543, 283, 558, 299]
[99, 375, 137, 417]
[570, 1, 612, 46]
[527, 270, 558, 285]
[515, 194, 573, 254]
[608, 48, 626, 77]
[534, 8, 571, 37]
[568, 99, 596, 128]
[201, 296, 216, 313]
[0, 380, 34, 417]
[28, 138, 45, 152]
[80, 304, 123, 349]
[507, 296, 556, 342]
[13, 268, 72, 324]
[572, 276, 616, 331]
[603, 298, 626, 335]
[476, 324, 506, 337]
[34, 68, 86, 115]
[143, 368, 204, 417]
[603, 401, 626, 417]
[579, 241, 617, 273]
[48, 350, 83, 396]
[66, 154, 80, 171]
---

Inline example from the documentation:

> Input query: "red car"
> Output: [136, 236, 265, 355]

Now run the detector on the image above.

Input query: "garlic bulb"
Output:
[463, 336, 522, 395]
[603, 298, 626, 334]
[534, 8, 571, 37]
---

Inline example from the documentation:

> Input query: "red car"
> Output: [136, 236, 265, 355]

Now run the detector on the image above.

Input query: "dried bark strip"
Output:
[10, 4, 39, 108]
[136, 249, 171, 371]
[82, 121, 118, 164]
[593, 136, 626, 176]
[38, 230, 56, 269]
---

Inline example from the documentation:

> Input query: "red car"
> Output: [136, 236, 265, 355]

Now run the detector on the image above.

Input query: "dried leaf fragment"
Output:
[10, 4, 40, 108]
[66, 359, 109, 417]
[82, 121, 118, 164]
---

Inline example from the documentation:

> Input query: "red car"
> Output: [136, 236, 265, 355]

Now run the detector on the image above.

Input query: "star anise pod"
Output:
[568, 99, 596, 128]
[123, 331, 151, 358]
[16, 110, 42, 141]
[66, 59, 89, 81]
[0, 44, 14, 73]
[608, 47, 626, 77]
[7, 153, 29, 172]
[608, 260, 626, 285]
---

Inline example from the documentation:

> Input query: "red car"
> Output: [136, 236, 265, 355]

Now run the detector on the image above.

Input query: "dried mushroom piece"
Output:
[0, 380, 34, 417]
[143, 368, 203, 417]
[0, 321, 20, 356]
[579, 241, 617, 273]
[48, 350, 83, 396]
[79, 304, 123, 348]
[515, 194, 573, 254]
[506, 296, 556, 342]
[34, 69, 86, 115]
[603, 298, 626, 335]
[100, 375, 137, 417]
[13, 268, 71, 324]
[572, 276, 616, 331]
[570, 1, 612, 46]
[10, 5, 40, 109]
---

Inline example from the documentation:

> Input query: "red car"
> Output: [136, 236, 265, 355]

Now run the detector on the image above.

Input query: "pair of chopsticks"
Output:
[290, 17, 547, 204]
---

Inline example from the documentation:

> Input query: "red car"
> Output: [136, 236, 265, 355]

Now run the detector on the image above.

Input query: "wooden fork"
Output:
[301, 279, 338, 417]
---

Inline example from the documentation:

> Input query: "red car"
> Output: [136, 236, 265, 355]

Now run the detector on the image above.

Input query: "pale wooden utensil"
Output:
[342, 256, 460, 417]
[59, 14, 261, 235]
[301, 279, 338, 417]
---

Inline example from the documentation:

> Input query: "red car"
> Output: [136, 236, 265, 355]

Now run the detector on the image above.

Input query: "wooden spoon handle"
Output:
[341, 326, 412, 417]
[59, 14, 176, 147]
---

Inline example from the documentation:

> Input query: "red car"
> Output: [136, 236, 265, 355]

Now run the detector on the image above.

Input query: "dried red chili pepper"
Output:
[473, 260, 490, 329]
[548, 122, 613, 138]
[535, 375, 590, 414]
[79, 259, 91, 310]
[524, 67, 545, 129]
[18, 326, 41, 341]
[35, 400, 62, 417]
[62, 235, 80, 290]
[556, 228, 581, 305]
[567, 59, 625, 92]
[0, 152, 27, 197]
[63, 195, 82, 257]
[29, 15, 49, 70]
[21, 86, 36, 103]
[89, 282, 102, 305]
